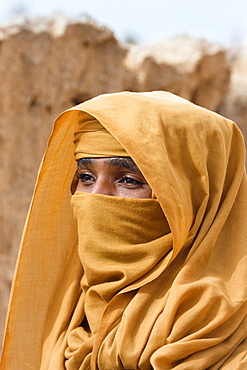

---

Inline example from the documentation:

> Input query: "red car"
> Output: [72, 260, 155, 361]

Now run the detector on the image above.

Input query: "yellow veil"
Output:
[1, 91, 247, 369]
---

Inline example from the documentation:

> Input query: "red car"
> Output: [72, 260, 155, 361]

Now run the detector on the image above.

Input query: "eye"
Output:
[77, 173, 95, 184]
[119, 176, 143, 186]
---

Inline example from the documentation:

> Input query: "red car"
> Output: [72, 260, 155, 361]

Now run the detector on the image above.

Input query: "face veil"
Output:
[1, 91, 247, 370]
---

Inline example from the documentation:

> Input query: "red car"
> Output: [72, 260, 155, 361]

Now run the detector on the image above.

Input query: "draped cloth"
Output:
[1, 91, 247, 369]
[74, 114, 128, 159]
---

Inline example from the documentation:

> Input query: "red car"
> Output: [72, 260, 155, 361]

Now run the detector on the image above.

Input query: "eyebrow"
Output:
[77, 157, 140, 172]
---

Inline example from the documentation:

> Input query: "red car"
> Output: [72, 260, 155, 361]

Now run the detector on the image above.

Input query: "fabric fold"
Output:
[1, 91, 246, 370]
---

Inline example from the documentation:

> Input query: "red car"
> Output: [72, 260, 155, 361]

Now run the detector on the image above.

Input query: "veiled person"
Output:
[1, 91, 247, 369]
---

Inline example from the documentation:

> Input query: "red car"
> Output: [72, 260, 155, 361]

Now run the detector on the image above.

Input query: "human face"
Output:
[76, 157, 152, 198]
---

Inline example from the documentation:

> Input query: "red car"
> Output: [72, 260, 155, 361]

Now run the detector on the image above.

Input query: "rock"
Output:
[218, 49, 247, 146]
[124, 36, 231, 111]
[0, 14, 126, 343]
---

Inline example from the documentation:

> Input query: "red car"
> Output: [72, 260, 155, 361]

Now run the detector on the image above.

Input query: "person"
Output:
[1, 91, 247, 369]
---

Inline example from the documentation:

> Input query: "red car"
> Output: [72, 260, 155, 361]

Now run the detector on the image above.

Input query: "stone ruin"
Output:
[0, 14, 246, 345]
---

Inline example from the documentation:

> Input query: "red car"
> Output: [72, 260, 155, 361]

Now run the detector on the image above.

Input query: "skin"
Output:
[76, 157, 152, 199]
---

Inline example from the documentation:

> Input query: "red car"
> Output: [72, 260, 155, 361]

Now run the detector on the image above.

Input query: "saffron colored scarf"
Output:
[1, 91, 247, 369]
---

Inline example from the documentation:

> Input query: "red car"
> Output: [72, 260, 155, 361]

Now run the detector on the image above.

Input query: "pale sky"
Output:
[1, 0, 247, 47]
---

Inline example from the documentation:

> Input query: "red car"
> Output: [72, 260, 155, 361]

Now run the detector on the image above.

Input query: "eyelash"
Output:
[77, 173, 94, 182]
[77, 173, 143, 185]
[119, 176, 143, 185]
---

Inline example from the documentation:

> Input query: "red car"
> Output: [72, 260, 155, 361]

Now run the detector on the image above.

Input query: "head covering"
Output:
[1, 91, 247, 369]
[74, 113, 128, 159]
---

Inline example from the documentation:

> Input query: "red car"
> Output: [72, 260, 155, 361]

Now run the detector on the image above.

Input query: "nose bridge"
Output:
[91, 175, 115, 196]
